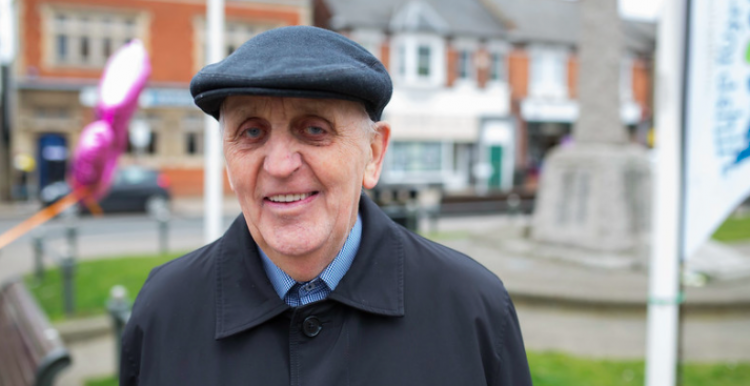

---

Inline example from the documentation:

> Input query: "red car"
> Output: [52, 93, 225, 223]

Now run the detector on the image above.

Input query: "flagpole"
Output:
[204, 0, 225, 243]
[645, 0, 689, 385]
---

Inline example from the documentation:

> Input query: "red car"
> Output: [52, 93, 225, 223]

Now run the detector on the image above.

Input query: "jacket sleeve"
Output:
[119, 315, 143, 386]
[120, 267, 162, 386]
[496, 293, 533, 386]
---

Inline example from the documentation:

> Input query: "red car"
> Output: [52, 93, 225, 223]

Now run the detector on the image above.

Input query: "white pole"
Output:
[0, 0, 16, 65]
[204, 0, 224, 243]
[645, 0, 687, 385]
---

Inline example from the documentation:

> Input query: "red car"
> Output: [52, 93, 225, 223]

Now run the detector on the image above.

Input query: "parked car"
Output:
[40, 166, 172, 215]
[94, 166, 172, 214]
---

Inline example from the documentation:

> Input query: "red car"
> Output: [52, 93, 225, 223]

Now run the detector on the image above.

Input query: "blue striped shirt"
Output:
[258, 215, 362, 307]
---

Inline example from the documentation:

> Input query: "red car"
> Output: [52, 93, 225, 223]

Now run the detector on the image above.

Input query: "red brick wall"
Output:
[22, 0, 304, 82]
[380, 40, 390, 72]
[476, 49, 489, 89]
[161, 167, 233, 197]
[632, 58, 651, 113]
[446, 46, 458, 87]
[508, 49, 529, 100]
[567, 56, 579, 99]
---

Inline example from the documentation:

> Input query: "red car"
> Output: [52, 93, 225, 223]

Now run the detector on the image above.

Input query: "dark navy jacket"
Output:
[120, 195, 532, 386]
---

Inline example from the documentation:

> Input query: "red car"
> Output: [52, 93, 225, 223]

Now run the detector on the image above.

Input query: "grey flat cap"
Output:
[190, 25, 393, 121]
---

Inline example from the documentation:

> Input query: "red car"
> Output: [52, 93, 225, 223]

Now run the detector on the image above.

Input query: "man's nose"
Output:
[263, 135, 302, 178]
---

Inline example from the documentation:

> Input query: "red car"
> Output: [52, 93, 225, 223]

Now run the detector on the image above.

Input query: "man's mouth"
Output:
[265, 192, 317, 203]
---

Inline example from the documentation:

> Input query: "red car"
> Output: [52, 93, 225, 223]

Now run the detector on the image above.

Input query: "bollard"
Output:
[63, 207, 78, 258]
[32, 231, 45, 280]
[59, 249, 76, 317]
[107, 285, 131, 376]
[154, 204, 171, 256]
[158, 218, 169, 255]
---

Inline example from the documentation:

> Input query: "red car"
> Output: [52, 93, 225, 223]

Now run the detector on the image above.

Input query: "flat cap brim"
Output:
[190, 26, 393, 122]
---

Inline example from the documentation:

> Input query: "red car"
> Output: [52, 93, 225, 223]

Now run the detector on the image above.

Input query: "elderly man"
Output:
[120, 26, 531, 386]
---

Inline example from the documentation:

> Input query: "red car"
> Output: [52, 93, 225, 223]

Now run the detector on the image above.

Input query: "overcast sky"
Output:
[619, 0, 664, 21]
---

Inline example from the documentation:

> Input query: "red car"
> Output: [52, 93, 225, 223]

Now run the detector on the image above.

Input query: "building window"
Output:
[458, 50, 472, 80]
[398, 44, 407, 77]
[195, 19, 281, 69]
[417, 45, 431, 77]
[186, 133, 199, 155]
[489, 52, 505, 81]
[620, 58, 633, 101]
[56, 35, 68, 61]
[126, 133, 158, 155]
[80, 36, 90, 62]
[389, 142, 442, 173]
[529, 48, 568, 99]
[46, 8, 145, 68]
[103, 38, 112, 58]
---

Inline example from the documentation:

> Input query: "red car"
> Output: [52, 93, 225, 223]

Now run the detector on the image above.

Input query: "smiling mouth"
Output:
[265, 192, 318, 203]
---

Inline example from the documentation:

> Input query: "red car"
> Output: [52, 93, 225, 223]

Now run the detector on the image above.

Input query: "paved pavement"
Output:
[1, 199, 750, 385]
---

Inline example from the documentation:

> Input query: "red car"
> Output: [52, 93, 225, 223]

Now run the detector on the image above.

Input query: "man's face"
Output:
[222, 95, 389, 280]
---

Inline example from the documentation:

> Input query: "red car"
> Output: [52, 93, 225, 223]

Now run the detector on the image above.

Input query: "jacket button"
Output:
[302, 316, 322, 338]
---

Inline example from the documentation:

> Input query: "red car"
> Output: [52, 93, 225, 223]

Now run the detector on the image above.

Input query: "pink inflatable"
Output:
[70, 40, 151, 198]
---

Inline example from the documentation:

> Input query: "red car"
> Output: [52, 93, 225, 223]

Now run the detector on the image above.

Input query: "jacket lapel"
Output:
[327, 194, 405, 317]
[214, 193, 406, 340]
[214, 215, 289, 340]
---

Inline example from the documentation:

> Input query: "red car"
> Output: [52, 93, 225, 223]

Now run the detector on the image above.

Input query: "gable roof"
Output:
[324, 0, 508, 38]
[322, 0, 655, 54]
[487, 0, 656, 53]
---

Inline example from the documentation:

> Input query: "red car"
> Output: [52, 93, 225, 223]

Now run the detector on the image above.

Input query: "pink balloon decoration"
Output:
[70, 39, 151, 198]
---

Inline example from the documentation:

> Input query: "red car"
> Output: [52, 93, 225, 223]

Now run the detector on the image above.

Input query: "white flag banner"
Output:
[683, 0, 750, 259]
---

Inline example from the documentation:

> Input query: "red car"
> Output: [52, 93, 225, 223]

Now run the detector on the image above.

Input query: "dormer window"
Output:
[390, 35, 445, 87]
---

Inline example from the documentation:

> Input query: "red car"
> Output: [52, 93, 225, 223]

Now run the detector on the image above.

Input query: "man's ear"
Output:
[363, 121, 391, 190]
[225, 166, 235, 192]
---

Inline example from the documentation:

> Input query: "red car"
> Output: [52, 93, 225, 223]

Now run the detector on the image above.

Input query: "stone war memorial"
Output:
[531, 0, 652, 268]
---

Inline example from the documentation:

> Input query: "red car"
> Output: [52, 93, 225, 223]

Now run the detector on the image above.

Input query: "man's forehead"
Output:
[223, 95, 364, 119]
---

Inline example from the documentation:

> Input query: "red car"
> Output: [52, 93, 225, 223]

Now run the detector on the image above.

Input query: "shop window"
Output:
[389, 142, 442, 173]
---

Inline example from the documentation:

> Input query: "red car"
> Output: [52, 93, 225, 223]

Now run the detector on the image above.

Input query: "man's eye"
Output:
[304, 126, 326, 136]
[242, 127, 264, 139]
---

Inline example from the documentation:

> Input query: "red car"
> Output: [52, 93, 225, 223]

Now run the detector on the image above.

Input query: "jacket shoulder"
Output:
[398, 227, 507, 294]
[130, 240, 219, 322]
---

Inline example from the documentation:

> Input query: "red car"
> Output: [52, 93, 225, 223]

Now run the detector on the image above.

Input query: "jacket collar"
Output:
[214, 193, 405, 340]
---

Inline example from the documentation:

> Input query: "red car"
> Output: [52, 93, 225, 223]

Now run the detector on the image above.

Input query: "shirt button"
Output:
[302, 316, 322, 338]
[303, 282, 316, 291]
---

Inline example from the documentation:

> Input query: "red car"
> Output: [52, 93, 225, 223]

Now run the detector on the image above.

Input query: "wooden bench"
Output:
[0, 279, 71, 386]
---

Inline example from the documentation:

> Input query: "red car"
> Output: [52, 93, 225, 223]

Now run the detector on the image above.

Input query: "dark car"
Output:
[93, 166, 172, 214]
[41, 166, 172, 215]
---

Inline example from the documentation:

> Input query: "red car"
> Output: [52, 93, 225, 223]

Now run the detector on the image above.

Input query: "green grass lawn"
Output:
[85, 352, 750, 386]
[24, 252, 184, 321]
[712, 215, 750, 242]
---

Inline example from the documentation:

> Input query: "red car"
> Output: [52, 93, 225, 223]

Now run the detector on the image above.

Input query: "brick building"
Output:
[12, 0, 309, 196]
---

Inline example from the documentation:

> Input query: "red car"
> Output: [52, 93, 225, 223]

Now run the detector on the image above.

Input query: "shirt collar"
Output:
[214, 194, 404, 340]
[258, 214, 363, 300]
